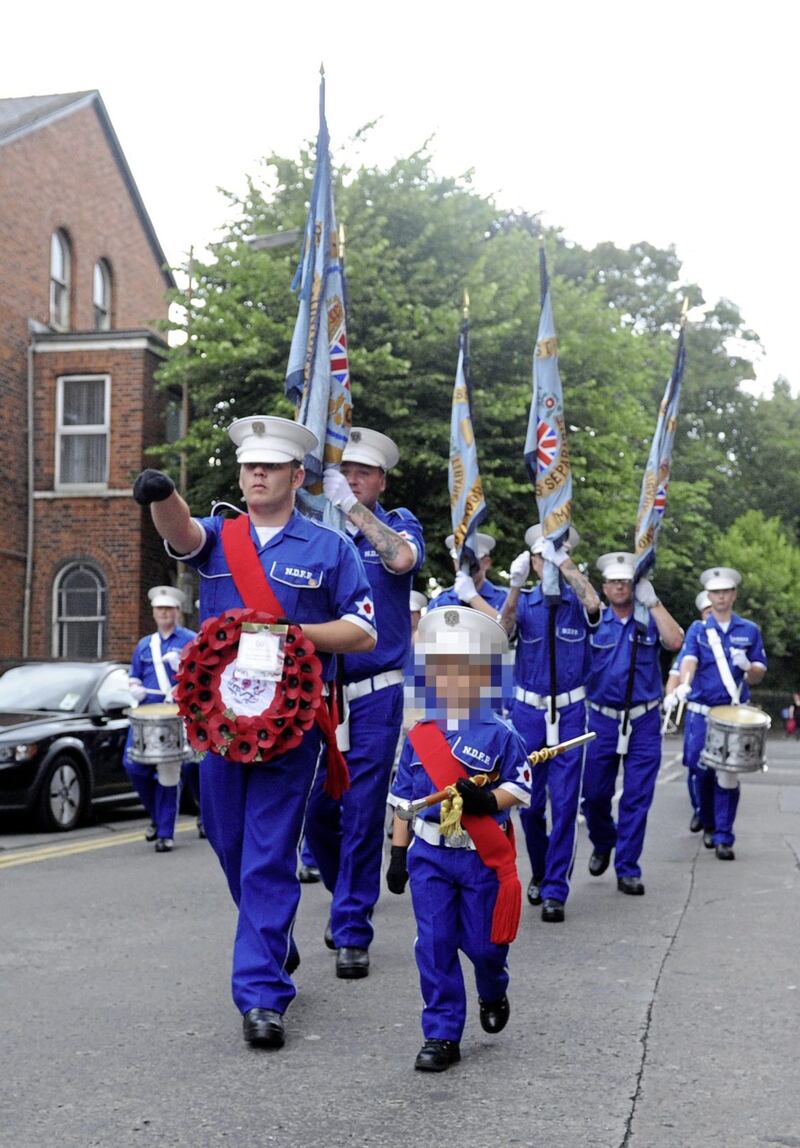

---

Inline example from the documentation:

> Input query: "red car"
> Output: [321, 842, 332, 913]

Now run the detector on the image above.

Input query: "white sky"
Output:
[5, 0, 796, 392]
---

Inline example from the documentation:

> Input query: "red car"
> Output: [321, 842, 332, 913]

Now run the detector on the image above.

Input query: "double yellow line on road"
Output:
[0, 819, 196, 870]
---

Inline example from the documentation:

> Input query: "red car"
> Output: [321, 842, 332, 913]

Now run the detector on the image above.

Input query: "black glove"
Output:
[386, 845, 409, 894]
[455, 777, 499, 816]
[133, 469, 176, 506]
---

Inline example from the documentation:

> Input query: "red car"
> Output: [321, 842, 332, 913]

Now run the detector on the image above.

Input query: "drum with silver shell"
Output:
[699, 703, 770, 773]
[126, 702, 191, 786]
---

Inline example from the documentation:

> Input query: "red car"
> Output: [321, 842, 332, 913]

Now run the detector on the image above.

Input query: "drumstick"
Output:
[676, 698, 686, 728]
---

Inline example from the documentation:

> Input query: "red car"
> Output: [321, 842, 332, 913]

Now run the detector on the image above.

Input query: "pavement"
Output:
[0, 735, 799, 1148]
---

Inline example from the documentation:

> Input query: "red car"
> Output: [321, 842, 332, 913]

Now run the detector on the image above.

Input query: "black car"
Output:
[0, 661, 139, 831]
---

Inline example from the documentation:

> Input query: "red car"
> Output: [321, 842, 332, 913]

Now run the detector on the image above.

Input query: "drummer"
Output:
[664, 590, 713, 833]
[673, 567, 767, 860]
[125, 586, 197, 852]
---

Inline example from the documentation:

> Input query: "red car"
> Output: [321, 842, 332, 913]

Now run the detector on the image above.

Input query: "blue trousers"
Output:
[683, 711, 740, 847]
[123, 732, 180, 839]
[582, 707, 661, 879]
[304, 684, 403, 948]
[511, 698, 586, 903]
[408, 837, 509, 1042]
[200, 726, 322, 1015]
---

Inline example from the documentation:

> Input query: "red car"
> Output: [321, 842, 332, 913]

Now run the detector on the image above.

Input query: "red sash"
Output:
[220, 513, 349, 799]
[408, 722, 522, 945]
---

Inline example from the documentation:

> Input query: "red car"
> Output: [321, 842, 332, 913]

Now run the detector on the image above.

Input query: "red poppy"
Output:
[230, 735, 259, 764]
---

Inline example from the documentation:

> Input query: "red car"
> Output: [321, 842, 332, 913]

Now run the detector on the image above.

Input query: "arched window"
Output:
[50, 230, 71, 330]
[53, 563, 107, 658]
[93, 259, 112, 330]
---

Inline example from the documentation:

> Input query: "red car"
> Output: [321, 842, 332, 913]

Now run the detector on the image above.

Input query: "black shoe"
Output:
[285, 946, 301, 976]
[197, 818, 206, 839]
[479, 995, 510, 1034]
[299, 864, 321, 884]
[242, 1008, 284, 1049]
[144, 822, 158, 843]
[589, 851, 610, 876]
[689, 813, 703, 833]
[526, 875, 544, 906]
[703, 831, 715, 849]
[324, 918, 336, 951]
[154, 838, 173, 853]
[617, 876, 645, 896]
[336, 947, 369, 979]
[715, 844, 735, 861]
[541, 899, 565, 923]
[414, 1039, 461, 1072]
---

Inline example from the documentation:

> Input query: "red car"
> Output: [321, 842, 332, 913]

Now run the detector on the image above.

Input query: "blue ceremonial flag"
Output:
[633, 315, 687, 627]
[285, 72, 351, 520]
[524, 244, 572, 601]
[449, 326, 487, 572]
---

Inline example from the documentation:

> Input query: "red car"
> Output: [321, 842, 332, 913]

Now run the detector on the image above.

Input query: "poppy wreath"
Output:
[173, 607, 324, 764]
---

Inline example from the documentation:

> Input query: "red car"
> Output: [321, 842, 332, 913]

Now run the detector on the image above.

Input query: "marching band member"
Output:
[132, 415, 376, 1050]
[582, 553, 683, 895]
[308, 428, 425, 979]
[664, 589, 712, 832]
[673, 568, 767, 860]
[387, 606, 531, 1072]
[124, 585, 196, 852]
[428, 532, 508, 614]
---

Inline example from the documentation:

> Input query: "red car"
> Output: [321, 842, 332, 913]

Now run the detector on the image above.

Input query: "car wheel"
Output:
[37, 756, 86, 832]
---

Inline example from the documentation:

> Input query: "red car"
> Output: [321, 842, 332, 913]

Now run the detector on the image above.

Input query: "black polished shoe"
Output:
[526, 875, 544, 906]
[144, 822, 158, 843]
[197, 818, 206, 839]
[324, 918, 336, 951]
[335, 947, 369, 979]
[285, 946, 301, 976]
[299, 864, 321, 884]
[689, 813, 703, 833]
[715, 844, 735, 861]
[242, 1008, 285, 1049]
[617, 876, 645, 896]
[541, 898, 565, 923]
[414, 1038, 461, 1072]
[154, 837, 174, 853]
[479, 995, 510, 1034]
[588, 851, 610, 876]
[703, 831, 715, 849]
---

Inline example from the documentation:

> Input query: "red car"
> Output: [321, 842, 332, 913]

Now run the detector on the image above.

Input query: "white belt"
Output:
[414, 817, 477, 850]
[344, 669, 404, 701]
[589, 699, 660, 722]
[514, 686, 586, 710]
[687, 701, 710, 716]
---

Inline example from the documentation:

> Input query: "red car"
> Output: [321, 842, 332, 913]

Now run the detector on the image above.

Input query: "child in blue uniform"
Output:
[387, 606, 531, 1072]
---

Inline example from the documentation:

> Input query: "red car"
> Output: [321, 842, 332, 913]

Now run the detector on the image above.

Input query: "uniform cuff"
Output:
[164, 521, 207, 561]
[341, 614, 378, 642]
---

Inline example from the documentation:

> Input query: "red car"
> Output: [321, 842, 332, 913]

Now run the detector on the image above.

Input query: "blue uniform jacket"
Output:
[682, 614, 767, 707]
[130, 626, 197, 701]
[514, 584, 591, 695]
[585, 607, 663, 707]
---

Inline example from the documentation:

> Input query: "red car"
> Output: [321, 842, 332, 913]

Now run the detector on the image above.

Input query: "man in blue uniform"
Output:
[428, 533, 508, 615]
[672, 567, 767, 860]
[582, 552, 683, 895]
[500, 525, 600, 923]
[132, 415, 376, 1050]
[663, 589, 712, 832]
[125, 585, 196, 852]
[307, 428, 425, 978]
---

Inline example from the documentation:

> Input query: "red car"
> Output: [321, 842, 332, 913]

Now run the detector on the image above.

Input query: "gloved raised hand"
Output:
[128, 677, 147, 703]
[634, 579, 660, 609]
[133, 469, 175, 506]
[455, 777, 499, 816]
[541, 539, 568, 568]
[674, 681, 691, 702]
[509, 552, 531, 588]
[730, 648, 752, 671]
[162, 650, 182, 672]
[454, 570, 478, 603]
[663, 691, 679, 713]
[322, 467, 358, 513]
[386, 845, 408, 894]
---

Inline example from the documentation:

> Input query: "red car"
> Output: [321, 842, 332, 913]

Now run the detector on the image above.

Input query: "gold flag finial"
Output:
[338, 223, 346, 262]
[680, 296, 690, 326]
[320, 61, 325, 77]
[462, 289, 470, 321]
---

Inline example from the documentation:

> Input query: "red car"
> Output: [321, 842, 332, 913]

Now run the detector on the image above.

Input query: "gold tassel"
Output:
[438, 786, 464, 838]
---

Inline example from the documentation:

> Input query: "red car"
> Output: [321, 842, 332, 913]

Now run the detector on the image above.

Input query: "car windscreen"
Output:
[0, 665, 98, 712]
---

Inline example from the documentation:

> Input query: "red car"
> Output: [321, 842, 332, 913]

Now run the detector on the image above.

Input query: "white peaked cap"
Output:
[597, 552, 637, 581]
[229, 416, 318, 464]
[524, 523, 581, 555]
[417, 605, 509, 656]
[444, 532, 496, 560]
[148, 585, 184, 609]
[695, 590, 712, 612]
[409, 591, 428, 613]
[341, 427, 400, 470]
[700, 566, 741, 591]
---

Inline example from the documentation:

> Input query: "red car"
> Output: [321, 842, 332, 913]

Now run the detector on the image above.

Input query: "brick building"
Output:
[0, 90, 178, 664]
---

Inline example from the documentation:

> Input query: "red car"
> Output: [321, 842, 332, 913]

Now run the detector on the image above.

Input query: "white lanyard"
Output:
[705, 623, 740, 704]
[149, 632, 174, 699]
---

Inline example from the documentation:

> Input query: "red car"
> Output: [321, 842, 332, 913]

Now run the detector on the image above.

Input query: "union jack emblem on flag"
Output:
[537, 422, 559, 471]
[329, 334, 350, 389]
[654, 483, 668, 514]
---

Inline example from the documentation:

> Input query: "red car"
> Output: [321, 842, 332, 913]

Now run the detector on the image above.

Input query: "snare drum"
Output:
[699, 704, 771, 773]
[126, 703, 189, 786]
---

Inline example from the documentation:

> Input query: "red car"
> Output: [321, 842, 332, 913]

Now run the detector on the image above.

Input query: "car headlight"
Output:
[0, 743, 39, 765]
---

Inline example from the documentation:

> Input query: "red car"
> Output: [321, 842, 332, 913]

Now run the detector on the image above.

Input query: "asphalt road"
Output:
[1, 735, 799, 1148]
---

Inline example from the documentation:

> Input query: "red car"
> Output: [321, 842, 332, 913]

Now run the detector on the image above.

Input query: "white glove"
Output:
[162, 649, 182, 672]
[730, 648, 751, 671]
[634, 579, 660, 609]
[662, 692, 679, 713]
[541, 539, 568, 568]
[675, 681, 691, 702]
[509, 552, 531, 588]
[323, 467, 358, 513]
[454, 570, 478, 603]
[128, 677, 147, 703]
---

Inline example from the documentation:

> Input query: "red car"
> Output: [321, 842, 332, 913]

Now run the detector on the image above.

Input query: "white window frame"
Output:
[55, 374, 111, 490]
[51, 562, 107, 658]
[49, 230, 71, 330]
[93, 259, 112, 330]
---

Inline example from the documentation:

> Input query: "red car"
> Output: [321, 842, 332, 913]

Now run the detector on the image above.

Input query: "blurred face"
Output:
[340, 462, 385, 510]
[238, 460, 303, 519]
[425, 655, 492, 714]
[700, 606, 713, 620]
[708, 587, 737, 616]
[152, 605, 179, 633]
[603, 578, 634, 609]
